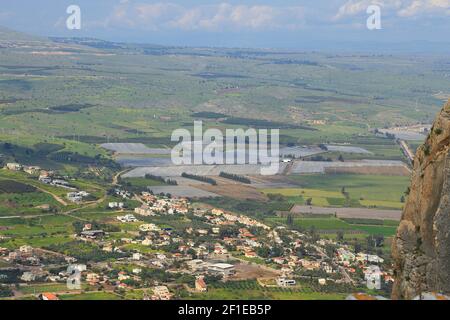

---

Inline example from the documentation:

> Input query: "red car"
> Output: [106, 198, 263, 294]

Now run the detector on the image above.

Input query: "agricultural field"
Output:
[0, 27, 447, 302]
[290, 160, 407, 175]
[0, 30, 446, 176]
[266, 216, 399, 237]
[0, 215, 76, 249]
[59, 292, 123, 300]
[185, 280, 348, 300]
[18, 283, 87, 295]
[0, 180, 36, 193]
[0, 191, 59, 216]
[187, 288, 347, 300]
[284, 174, 410, 207]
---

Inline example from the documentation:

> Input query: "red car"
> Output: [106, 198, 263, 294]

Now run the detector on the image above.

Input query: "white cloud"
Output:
[103, 2, 305, 31]
[334, 0, 450, 20]
[397, 0, 450, 17]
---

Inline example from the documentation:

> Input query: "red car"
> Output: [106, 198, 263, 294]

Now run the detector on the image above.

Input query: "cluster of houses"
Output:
[134, 192, 189, 216]
[1, 245, 39, 267]
[117, 214, 138, 223]
[191, 207, 270, 231]
[5, 162, 41, 175]
[3, 162, 93, 204]
[67, 191, 90, 203]
[4, 162, 68, 188]
[0, 245, 82, 284]
[335, 247, 390, 289]
[0, 188, 394, 300]
[39, 171, 75, 189]
[108, 202, 125, 209]
[112, 188, 131, 199]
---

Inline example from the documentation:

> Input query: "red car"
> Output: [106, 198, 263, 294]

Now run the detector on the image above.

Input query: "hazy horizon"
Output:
[1, 0, 450, 52]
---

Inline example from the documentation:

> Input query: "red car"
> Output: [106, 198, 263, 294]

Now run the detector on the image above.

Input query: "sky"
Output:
[0, 0, 449, 50]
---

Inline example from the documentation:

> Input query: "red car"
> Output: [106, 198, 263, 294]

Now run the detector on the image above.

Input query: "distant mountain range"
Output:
[0, 26, 48, 42]
[2, 25, 450, 53]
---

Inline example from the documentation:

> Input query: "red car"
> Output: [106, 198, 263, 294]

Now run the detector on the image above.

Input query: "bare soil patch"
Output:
[232, 263, 279, 280]
[196, 182, 267, 201]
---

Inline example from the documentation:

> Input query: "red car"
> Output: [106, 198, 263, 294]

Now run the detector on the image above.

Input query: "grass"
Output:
[121, 244, 163, 254]
[284, 217, 352, 230]
[284, 174, 409, 208]
[360, 199, 404, 209]
[288, 174, 409, 202]
[187, 288, 347, 300]
[59, 291, 123, 300]
[353, 225, 398, 237]
[0, 192, 60, 216]
[262, 188, 344, 207]
[267, 216, 398, 237]
[19, 283, 83, 295]
[0, 214, 76, 249]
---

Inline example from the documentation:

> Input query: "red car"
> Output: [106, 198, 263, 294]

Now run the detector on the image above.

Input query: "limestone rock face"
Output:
[392, 100, 450, 300]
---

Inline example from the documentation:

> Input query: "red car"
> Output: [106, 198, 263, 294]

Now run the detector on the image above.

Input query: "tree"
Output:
[256, 246, 270, 258]
[72, 221, 85, 234]
[404, 187, 411, 195]
[270, 246, 284, 258]
[374, 235, 385, 247]
[366, 235, 375, 252]
[219, 225, 240, 238]
[354, 242, 362, 254]
[309, 225, 318, 241]
[0, 285, 13, 298]
[286, 214, 294, 226]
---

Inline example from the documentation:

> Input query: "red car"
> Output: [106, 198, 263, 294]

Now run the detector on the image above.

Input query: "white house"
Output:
[277, 277, 296, 287]
[207, 263, 235, 277]
[364, 265, 382, 290]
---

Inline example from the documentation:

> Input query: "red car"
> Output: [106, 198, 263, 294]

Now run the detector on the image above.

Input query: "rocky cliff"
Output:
[392, 100, 450, 300]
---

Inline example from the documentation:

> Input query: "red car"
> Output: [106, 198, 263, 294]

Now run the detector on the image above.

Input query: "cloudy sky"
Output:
[1, 0, 449, 49]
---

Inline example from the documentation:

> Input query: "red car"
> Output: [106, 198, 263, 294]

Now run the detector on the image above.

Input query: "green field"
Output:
[59, 292, 123, 300]
[0, 30, 446, 176]
[0, 215, 76, 249]
[18, 283, 85, 295]
[187, 288, 347, 300]
[276, 174, 410, 208]
[266, 216, 399, 237]
[0, 192, 60, 216]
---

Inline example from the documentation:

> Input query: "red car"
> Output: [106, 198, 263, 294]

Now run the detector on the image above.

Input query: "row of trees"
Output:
[219, 172, 251, 184]
[145, 174, 177, 185]
[181, 173, 217, 185]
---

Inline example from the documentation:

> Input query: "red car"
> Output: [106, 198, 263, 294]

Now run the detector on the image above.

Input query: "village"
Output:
[0, 162, 393, 300]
